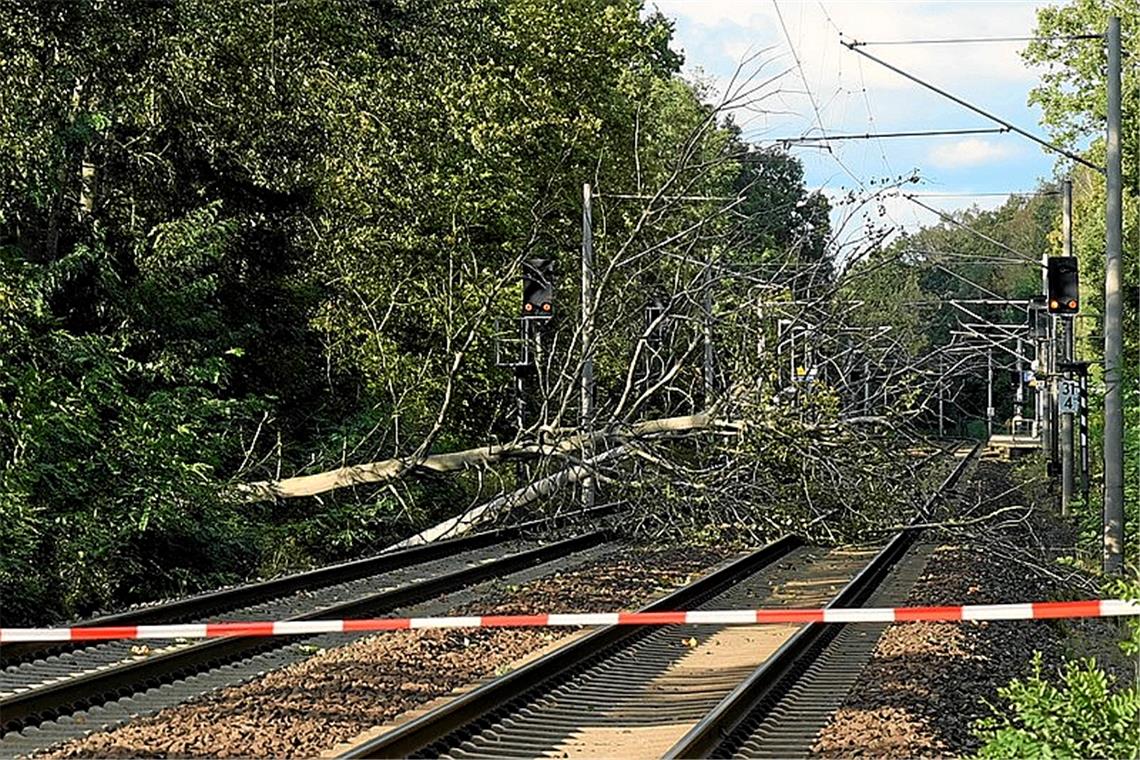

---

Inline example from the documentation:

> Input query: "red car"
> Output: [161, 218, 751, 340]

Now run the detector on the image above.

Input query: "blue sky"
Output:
[652, 0, 1062, 237]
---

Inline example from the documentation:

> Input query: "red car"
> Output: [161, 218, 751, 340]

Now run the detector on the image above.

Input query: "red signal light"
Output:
[524, 303, 534, 313]
[541, 303, 551, 312]
[1067, 299, 1077, 309]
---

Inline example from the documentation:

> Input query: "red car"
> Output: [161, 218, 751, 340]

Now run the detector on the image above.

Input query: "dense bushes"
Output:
[976, 654, 1139, 759]
[975, 579, 1140, 759]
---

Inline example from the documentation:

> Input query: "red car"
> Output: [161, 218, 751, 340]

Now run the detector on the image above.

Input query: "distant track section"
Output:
[665, 440, 983, 758]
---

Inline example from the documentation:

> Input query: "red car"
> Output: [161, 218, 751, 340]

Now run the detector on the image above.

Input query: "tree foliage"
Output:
[0, 0, 836, 622]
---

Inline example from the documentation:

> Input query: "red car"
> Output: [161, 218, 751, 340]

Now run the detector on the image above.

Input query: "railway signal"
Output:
[522, 258, 554, 318]
[1046, 256, 1079, 314]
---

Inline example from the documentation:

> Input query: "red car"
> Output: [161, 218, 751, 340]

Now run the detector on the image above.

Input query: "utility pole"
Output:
[789, 326, 797, 389]
[986, 348, 994, 438]
[938, 354, 945, 437]
[580, 183, 596, 509]
[1038, 258, 1053, 461]
[1050, 314, 1059, 475]
[863, 358, 871, 415]
[1060, 179, 1075, 516]
[1079, 367, 1090, 507]
[1103, 16, 1123, 573]
[703, 256, 715, 401]
[515, 320, 529, 487]
[1015, 335, 1025, 434]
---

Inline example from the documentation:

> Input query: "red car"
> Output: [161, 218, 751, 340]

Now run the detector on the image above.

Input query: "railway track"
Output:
[1, 506, 616, 669]
[1, 443, 975, 758]
[673, 442, 980, 759]
[340, 442, 980, 759]
[0, 517, 616, 753]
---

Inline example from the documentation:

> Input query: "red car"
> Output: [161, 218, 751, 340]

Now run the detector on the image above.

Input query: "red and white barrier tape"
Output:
[2, 600, 1136, 643]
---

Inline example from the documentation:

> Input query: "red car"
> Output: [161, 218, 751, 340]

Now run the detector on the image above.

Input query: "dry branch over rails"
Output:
[618, 403, 940, 544]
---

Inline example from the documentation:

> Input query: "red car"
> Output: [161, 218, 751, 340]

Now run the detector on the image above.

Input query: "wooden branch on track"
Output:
[235, 413, 741, 503]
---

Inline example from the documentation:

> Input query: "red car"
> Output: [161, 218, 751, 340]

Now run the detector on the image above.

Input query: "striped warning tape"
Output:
[2, 600, 1136, 643]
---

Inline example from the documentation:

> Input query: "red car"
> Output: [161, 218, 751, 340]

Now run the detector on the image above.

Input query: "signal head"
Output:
[1047, 256, 1079, 314]
[522, 258, 554, 319]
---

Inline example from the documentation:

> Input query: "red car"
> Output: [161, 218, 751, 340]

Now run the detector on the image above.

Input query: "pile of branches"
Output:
[607, 382, 934, 546]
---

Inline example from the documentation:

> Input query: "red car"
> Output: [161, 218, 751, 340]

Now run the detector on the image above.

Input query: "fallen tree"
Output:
[235, 413, 742, 503]
[383, 445, 630, 550]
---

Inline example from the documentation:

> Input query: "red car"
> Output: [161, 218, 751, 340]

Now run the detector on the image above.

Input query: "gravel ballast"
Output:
[40, 546, 728, 759]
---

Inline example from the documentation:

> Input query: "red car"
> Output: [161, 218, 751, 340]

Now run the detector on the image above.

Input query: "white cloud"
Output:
[928, 138, 1018, 168]
[656, 1, 1044, 91]
[647, 1, 1056, 238]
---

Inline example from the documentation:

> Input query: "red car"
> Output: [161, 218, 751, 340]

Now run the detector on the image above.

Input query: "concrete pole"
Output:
[1060, 179, 1074, 516]
[515, 321, 528, 486]
[1080, 371, 1091, 507]
[986, 348, 994, 439]
[1015, 336, 1024, 431]
[703, 258, 715, 401]
[1039, 260, 1053, 459]
[1103, 17, 1123, 573]
[863, 359, 871, 415]
[580, 184, 596, 509]
[938, 354, 945, 437]
[1050, 316, 1059, 473]
[789, 328, 797, 389]
[1060, 318, 1074, 515]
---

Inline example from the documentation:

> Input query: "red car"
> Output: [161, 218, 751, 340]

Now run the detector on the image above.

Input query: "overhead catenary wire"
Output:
[596, 194, 740, 201]
[773, 0, 833, 151]
[908, 249, 1038, 265]
[771, 0, 869, 194]
[903, 195, 1043, 266]
[770, 0, 911, 260]
[917, 191, 1060, 198]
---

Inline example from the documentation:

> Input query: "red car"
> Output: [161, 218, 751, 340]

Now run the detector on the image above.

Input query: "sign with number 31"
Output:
[1058, 379, 1080, 414]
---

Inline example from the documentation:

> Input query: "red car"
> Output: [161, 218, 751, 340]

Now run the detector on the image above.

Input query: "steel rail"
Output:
[0, 530, 608, 732]
[664, 441, 982, 758]
[1, 504, 617, 666]
[338, 534, 806, 759]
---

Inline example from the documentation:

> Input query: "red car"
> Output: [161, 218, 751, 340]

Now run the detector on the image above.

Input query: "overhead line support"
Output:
[841, 40, 1103, 173]
[1060, 179, 1075, 517]
[773, 127, 1009, 144]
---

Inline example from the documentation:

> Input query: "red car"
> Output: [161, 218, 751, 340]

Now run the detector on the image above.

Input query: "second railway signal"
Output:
[522, 258, 554, 318]
[1047, 256, 1079, 314]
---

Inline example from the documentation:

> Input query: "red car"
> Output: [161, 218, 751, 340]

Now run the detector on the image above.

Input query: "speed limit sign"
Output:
[1057, 379, 1080, 414]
